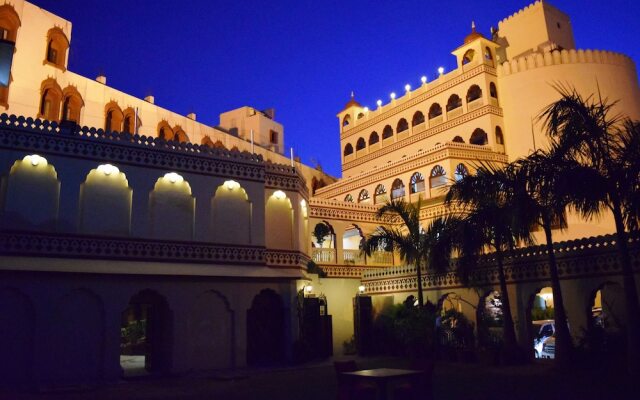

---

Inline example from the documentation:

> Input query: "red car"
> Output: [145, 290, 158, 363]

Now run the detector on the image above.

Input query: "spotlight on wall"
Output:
[376, 99, 382, 107]
[390, 92, 396, 100]
[273, 190, 286, 200]
[404, 84, 411, 92]
[25, 154, 47, 167]
[224, 179, 240, 190]
[164, 172, 184, 184]
[97, 164, 119, 176]
[421, 76, 427, 84]
[438, 66, 445, 75]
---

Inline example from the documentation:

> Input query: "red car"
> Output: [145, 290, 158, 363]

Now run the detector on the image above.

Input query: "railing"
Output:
[343, 249, 365, 264]
[368, 251, 394, 265]
[312, 248, 336, 263]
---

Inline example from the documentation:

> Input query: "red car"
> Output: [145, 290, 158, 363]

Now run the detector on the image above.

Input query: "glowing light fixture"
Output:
[304, 285, 313, 294]
[404, 84, 411, 92]
[363, 107, 369, 113]
[358, 285, 365, 294]
[438, 66, 445, 75]
[97, 164, 119, 176]
[25, 154, 47, 167]
[164, 172, 183, 184]
[300, 199, 307, 208]
[273, 190, 286, 200]
[421, 76, 427, 84]
[390, 92, 396, 100]
[224, 179, 240, 190]
[376, 99, 382, 107]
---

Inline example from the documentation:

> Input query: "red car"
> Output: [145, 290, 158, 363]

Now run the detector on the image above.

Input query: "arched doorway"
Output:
[311, 221, 336, 263]
[342, 225, 365, 264]
[120, 290, 172, 377]
[247, 289, 286, 366]
[585, 282, 626, 363]
[527, 287, 555, 358]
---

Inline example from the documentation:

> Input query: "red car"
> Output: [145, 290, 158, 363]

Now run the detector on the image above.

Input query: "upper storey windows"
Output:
[0, 5, 20, 42]
[45, 27, 69, 70]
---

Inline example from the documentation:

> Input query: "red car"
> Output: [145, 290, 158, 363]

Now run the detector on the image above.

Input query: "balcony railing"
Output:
[343, 249, 365, 264]
[369, 251, 394, 265]
[312, 248, 336, 263]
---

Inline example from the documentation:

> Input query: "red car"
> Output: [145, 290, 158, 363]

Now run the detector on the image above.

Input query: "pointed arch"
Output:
[45, 27, 69, 69]
[429, 165, 447, 189]
[358, 189, 371, 204]
[157, 121, 174, 140]
[412, 111, 425, 126]
[38, 78, 63, 121]
[61, 86, 84, 123]
[342, 114, 351, 127]
[466, 84, 482, 103]
[446, 94, 462, 112]
[396, 118, 409, 133]
[409, 172, 425, 194]
[104, 101, 123, 132]
[428, 103, 442, 119]
[0, 4, 21, 42]
[122, 107, 141, 134]
[201, 136, 214, 147]
[391, 179, 405, 200]
[470, 128, 488, 145]
[374, 184, 387, 204]
[382, 125, 393, 139]
[462, 49, 475, 65]
[454, 163, 468, 181]
[369, 131, 379, 145]
[343, 143, 354, 157]
[355, 137, 366, 151]
[173, 125, 189, 143]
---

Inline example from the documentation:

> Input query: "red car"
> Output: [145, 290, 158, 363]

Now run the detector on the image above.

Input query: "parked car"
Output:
[532, 320, 555, 358]
[541, 336, 555, 359]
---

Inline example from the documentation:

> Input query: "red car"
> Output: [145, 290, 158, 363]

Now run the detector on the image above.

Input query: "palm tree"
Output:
[541, 88, 640, 374]
[362, 199, 459, 307]
[445, 163, 534, 359]
[514, 150, 576, 365]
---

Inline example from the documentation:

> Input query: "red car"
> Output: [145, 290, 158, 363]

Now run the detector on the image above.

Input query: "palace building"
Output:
[1, 0, 639, 388]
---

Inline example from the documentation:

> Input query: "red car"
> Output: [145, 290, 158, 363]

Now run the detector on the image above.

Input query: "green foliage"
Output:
[121, 319, 146, 346]
[306, 260, 327, 278]
[312, 223, 331, 247]
[372, 301, 437, 357]
[531, 306, 555, 321]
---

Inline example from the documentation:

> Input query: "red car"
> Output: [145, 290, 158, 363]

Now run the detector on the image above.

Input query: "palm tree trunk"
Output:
[495, 247, 518, 357]
[611, 203, 640, 376]
[416, 259, 424, 307]
[542, 221, 573, 367]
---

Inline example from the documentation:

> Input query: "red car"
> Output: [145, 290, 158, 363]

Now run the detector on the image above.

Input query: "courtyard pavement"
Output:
[1, 356, 636, 400]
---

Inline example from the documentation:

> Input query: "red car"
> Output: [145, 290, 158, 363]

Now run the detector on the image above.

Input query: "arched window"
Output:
[342, 114, 351, 127]
[44, 27, 69, 69]
[490, 82, 498, 99]
[382, 125, 393, 140]
[374, 184, 387, 204]
[104, 102, 123, 132]
[0, 5, 21, 42]
[158, 121, 174, 140]
[454, 163, 468, 181]
[446, 94, 462, 112]
[369, 131, 379, 145]
[470, 128, 488, 145]
[343, 143, 354, 156]
[396, 118, 409, 133]
[357, 113, 364, 120]
[344, 194, 354, 203]
[412, 111, 425, 126]
[173, 126, 189, 143]
[430, 165, 447, 188]
[201, 136, 214, 147]
[495, 126, 504, 145]
[462, 49, 475, 65]
[61, 86, 83, 123]
[356, 137, 366, 151]
[213, 140, 227, 150]
[391, 179, 405, 200]
[122, 108, 141, 134]
[428, 103, 442, 119]
[485, 47, 494, 66]
[410, 172, 425, 194]
[466, 85, 482, 103]
[38, 79, 63, 121]
[358, 189, 370, 203]
[452, 136, 465, 143]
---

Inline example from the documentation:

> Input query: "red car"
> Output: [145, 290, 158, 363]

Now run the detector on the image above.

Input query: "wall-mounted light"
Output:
[164, 172, 183, 184]
[390, 92, 396, 100]
[97, 164, 119, 176]
[404, 84, 411, 92]
[304, 285, 313, 294]
[358, 285, 365, 295]
[24, 154, 47, 167]
[438, 67, 445, 75]
[224, 179, 240, 190]
[273, 190, 286, 200]
[421, 76, 427, 84]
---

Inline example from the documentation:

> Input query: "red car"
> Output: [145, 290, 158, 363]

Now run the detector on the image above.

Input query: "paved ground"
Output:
[2, 357, 637, 400]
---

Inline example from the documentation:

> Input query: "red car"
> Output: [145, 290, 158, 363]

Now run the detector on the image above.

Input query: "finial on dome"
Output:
[350, 91, 355, 98]
[472, 21, 476, 31]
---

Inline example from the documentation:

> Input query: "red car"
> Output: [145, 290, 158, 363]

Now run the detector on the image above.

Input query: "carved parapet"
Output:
[265, 249, 310, 269]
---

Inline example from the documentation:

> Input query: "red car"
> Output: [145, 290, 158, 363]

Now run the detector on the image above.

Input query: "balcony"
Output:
[343, 249, 365, 264]
[312, 248, 336, 263]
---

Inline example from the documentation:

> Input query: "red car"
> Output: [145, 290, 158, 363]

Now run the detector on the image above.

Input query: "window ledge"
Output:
[42, 60, 66, 72]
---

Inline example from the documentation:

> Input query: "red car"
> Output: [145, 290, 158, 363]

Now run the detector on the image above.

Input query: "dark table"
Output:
[341, 368, 424, 400]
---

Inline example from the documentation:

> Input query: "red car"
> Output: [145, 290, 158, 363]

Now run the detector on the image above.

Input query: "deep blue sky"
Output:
[31, 0, 640, 177]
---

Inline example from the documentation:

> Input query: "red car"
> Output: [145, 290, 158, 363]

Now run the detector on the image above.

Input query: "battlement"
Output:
[498, 48, 634, 76]
[498, 0, 544, 29]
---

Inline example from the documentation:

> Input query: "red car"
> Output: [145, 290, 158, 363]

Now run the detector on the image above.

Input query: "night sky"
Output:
[29, 0, 640, 177]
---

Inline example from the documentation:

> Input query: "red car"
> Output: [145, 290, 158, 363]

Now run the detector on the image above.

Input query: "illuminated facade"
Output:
[0, 0, 639, 388]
